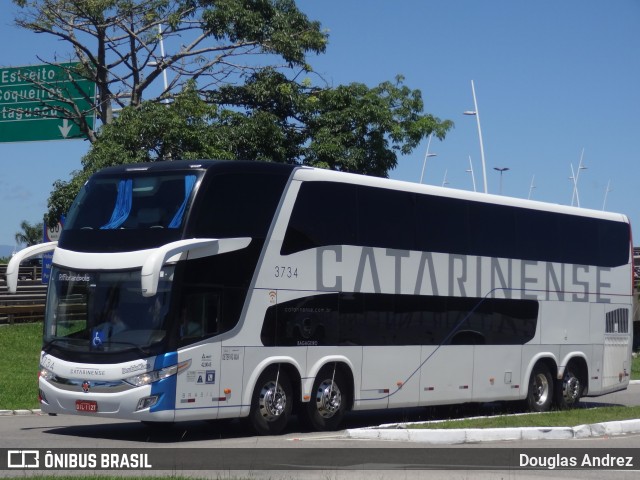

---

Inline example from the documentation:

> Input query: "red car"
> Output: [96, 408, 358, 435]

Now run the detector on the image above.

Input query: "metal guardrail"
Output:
[0, 264, 47, 324]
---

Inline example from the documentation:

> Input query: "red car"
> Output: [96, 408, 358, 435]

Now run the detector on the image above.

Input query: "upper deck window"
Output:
[281, 181, 630, 268]
[65, 173, 198, 231]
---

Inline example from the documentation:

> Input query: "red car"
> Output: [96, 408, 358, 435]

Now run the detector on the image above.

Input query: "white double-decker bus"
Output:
[7, 160, 634, 434]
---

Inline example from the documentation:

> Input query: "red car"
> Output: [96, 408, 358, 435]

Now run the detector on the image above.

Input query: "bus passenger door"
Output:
[174, 292, 223, 420]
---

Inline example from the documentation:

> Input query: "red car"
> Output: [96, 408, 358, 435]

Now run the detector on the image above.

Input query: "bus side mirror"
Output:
[140, 237, 251, 297]
[5, 242, 57, 293]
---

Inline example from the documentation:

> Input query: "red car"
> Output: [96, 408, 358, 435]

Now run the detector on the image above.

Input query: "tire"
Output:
[555, 366, 582, 409]
[526, 363, 554, 412]
[248, 367, 292, 435]
[298, 365, 348, 432]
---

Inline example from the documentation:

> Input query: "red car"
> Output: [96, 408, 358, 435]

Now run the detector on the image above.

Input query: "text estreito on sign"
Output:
[0, 62, 96, 143]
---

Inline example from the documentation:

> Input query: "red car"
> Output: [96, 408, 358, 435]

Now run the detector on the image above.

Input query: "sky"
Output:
[0, 0, 639, 249]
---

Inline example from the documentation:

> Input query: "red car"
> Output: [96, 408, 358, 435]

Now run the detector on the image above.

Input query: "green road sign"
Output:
[0, 62, 96, 143]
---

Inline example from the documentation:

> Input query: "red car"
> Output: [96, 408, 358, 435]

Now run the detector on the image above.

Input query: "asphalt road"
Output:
[1, 383, 639, 479]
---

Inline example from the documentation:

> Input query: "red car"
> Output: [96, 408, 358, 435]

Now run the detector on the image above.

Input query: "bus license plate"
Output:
[75, 400, 98, 413]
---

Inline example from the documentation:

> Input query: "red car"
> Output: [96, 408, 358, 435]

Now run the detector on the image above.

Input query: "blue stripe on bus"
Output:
[150, 352, 177, 412]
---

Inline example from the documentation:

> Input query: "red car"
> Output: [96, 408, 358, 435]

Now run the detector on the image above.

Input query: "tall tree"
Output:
[46, 74, 453, 223]
[13, 0, 327, 140]
[14, 220, 43, 247]
[212, 70, 453, 176]
[14, 1, 454, 223]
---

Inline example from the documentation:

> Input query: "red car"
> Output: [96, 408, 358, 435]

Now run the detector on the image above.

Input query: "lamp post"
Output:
[148, 24, 170, 101]
[419, 133, 438, 184]
[528, 175, 536, 200]
[442, 169, 449, 187]
[602, 180, 612, 211]
[494, 167, 509, 195]
[466, 155, 477, 192]
[570, 148, 587, 207]
[464, 80, 488, 194]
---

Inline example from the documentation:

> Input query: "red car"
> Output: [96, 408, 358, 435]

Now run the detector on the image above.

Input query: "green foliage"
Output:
[14, 220, 43, 248]
[213, 70, 454, 176]
[13, 0, 328, 130]
[408, 405, 640, 430]
[0, 323, 42, 410]
[46, 86, 233, 224]
[303, 76, 453, 176]
[201, 0, 327, 66]
[46, 71, 453, 223]
[23, 1, 453, 223]
[83, 84, 230, 167]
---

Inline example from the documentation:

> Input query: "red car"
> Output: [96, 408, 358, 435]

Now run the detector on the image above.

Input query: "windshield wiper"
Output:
[43, 337, 151, 356]
[42, 337, 93, 351]
[102, 341, 151, 356]
[42, 338, 70, 350]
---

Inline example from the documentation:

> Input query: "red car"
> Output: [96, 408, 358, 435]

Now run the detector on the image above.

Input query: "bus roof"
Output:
[291, 166, 630, 225]
[91, 160, 628, 225]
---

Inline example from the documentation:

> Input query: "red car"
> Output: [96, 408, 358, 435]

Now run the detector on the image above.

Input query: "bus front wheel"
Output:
[248, 367, 292, 435]
[298, 365, 347, 431]
[526, 363, 554, 412]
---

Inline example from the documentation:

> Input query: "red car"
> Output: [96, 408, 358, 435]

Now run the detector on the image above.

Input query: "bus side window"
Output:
[179, 293, 221, 340]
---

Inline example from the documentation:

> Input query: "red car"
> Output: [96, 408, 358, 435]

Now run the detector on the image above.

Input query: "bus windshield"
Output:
[44, 266, 174, 356]
[64, 172, 198, 231]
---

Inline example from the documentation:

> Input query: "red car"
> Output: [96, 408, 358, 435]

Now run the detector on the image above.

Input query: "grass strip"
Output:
[0, 322, 42, 410]
[407, 405, 640, 430]
[633, 352, 640, 379]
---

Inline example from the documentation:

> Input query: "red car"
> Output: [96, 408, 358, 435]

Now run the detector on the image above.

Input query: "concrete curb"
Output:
[346, 418, 640, 444]
[346, 381, 640, 443]
[0, 409, 41, 416]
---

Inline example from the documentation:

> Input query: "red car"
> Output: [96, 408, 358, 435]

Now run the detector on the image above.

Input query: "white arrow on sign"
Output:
[58, 119, 72, 138]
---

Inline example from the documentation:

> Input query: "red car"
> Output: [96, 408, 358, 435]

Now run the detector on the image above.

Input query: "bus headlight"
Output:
[124, 359, 191, 387]
[39, 366, 56, 382]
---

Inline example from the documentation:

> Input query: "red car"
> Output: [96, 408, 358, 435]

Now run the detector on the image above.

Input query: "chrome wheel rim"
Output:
[533, 373, 550, 406]
[562, 373, 580, 404]
[315, 379, 342, 418]
[258, 380, 287, 422]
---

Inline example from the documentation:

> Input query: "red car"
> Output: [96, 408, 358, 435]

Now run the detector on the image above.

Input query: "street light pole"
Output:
[494, 167, 509, 195]
[466, 155, 477, 192]
[570, 148, 587, 207]
[602, 180, 612, 210]
[528, 175, 536, 200]
[419, 133, 437, 184]
[158, 24, 169, 94]
[464, 80, 488, 194]
[148, 24, 170, 102]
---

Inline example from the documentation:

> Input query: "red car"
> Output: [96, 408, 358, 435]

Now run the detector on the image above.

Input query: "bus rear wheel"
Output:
[248, 367, 292, 435]
[556, 367, 582, 409]
[526, 363, 553, 412]
[298, 366, 347, 431]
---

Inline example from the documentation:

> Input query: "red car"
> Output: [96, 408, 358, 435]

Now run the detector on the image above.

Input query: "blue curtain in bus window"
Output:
[100, 179, 133, 229]
[168, 175, 197, 228]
